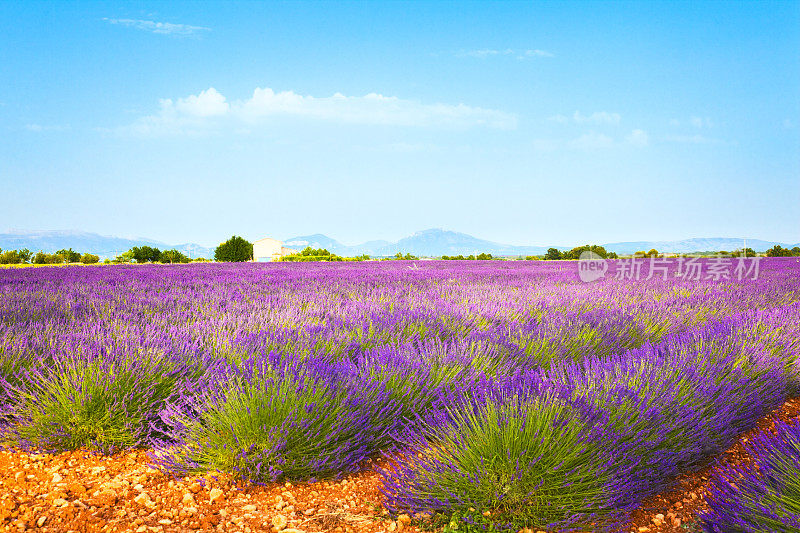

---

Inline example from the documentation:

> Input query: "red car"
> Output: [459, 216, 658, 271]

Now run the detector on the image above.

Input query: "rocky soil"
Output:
[0, 452, 415, 533]
[2, 397, 798, 533]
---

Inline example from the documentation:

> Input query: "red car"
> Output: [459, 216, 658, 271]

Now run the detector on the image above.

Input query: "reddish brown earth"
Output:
[0, 453, 417, 533]
[2, 398, 798, 533]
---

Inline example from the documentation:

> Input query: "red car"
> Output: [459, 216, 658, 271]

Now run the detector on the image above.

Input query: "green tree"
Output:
[159, 249, 191, 264]
[792, 247, 800, 257]
[33, 251, 56, 264]
[17, 248, 32, 263]
[56, 248, 81, 263]
[731, 248, 757, 258]
[215, 236, 253, 262]
[80, 253, 100, 264]
[113, 250, 135, 264]
[299, 247, 331, 257]
[563, 245, 609, 260]
[130, 246, 161, 263]
[766, 245, 791, 257]
[544, 248, 562, 260]
[476, 253, 493, 260]
[0, 250, 22, 264]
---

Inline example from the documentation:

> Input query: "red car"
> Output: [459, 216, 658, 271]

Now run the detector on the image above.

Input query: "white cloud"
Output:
[459, 48, 553, 59]
[121, 87, 517, 136]
[25, 124, 70, 132]
[572, 111, 621, 125]
[626, 129, 649, 147]
[549, 111, 621, 125]
[664, 134, 728, 145]
[568, 132, 614, 149]
[173, 88, 229, 117]
[690, 116, 713, 128]
[103, 18, 210, 35]
[670, 116, 713, 128]
[462, 49, 511, 58]
[521, 49, 554, 58]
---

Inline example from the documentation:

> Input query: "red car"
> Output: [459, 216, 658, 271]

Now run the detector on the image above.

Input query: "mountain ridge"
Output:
[0, 230, 214, 259]
[2, 229, 796, 259]
[283, 229, 798, 257]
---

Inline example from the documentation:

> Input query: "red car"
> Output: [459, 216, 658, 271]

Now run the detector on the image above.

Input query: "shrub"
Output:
[543, 248, 562, 260]
[561, 245, 609, 260]
[767, 245, 793, 257]
[113, 250, 135, 263]
[159, 249, 190, 264]
[0, 250, 22, 264]
[56, 248, 81, 263]
[380, 391, 624, 531]
[33, 251, 57, 264]
[2, 352, 202, 453]
[131, 246, 161, 263]
[381, 320, 794, 532]
[215, 236, 253, 262]
[155, 354, 401, 482]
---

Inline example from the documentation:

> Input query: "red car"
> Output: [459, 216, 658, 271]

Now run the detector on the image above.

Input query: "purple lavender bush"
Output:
[0, 259, 798, 527]
[380, 390, 633, 532]
[2, 350, 204, 453]
[701, 419, 800, 533]
[153, 353, 404, 482]
[380, 315, 798, 531]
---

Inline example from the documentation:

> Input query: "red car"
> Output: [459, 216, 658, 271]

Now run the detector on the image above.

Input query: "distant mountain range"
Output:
[600, 238, 797, 255]
[0, 230, 214, 259]
[2, 229, 797, 260]
[284, 229, 799, 257]
[284, 229, 550, 256]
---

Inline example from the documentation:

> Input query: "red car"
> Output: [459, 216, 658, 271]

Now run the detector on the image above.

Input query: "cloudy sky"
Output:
[1, 1, 798, 247]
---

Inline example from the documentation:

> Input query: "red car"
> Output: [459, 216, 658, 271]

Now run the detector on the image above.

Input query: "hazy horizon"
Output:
[1, 227, 798, 252]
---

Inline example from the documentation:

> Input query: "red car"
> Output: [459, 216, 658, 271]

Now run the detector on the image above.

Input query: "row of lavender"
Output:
[701, 418, 800, 532]
[1, 259, 799, 531]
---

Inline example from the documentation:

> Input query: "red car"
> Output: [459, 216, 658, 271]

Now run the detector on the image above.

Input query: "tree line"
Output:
[441, 253, 493, 260]
[0, 247, 99, 265]
[0, 245, 200, 265]
[114, 246, 193, 264]
[540, 245, 620, 260]
[766, 245, 800, 257]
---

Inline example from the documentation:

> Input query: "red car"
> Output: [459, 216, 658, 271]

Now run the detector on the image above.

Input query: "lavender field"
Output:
[1, 259, 799, 531]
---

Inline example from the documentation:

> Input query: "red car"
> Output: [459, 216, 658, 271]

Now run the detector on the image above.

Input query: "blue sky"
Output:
[1, 1, 798, 247]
